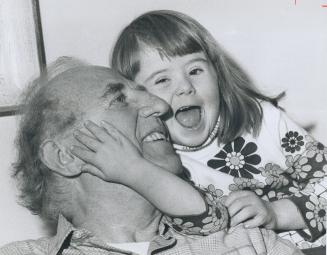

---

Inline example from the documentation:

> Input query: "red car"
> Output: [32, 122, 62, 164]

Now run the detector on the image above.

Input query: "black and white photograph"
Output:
[0, 1, 326, 254]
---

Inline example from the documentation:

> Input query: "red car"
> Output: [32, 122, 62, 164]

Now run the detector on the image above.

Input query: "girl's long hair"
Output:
[111, 10, 281, 144]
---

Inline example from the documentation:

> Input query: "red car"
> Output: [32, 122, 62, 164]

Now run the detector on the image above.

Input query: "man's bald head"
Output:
[13, 57, 130, 223]
[45, 65, 125, 111]
[30, 63, 131, 141]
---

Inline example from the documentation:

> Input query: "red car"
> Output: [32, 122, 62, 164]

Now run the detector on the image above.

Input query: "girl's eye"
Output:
[189, 68, 203, 75]
[154, 77, 169, 85]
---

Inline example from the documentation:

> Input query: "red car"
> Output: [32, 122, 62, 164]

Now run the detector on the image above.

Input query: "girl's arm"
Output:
[71, 120, 228, 234]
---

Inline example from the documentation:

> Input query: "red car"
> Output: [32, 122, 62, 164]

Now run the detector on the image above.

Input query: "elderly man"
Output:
[0, 58, 302, 255]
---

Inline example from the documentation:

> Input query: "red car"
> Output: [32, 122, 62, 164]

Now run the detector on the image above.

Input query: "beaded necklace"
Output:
[173, 118, 221, 152]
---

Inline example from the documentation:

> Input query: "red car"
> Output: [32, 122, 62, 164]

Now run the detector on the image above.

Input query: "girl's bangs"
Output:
[137, 21, 203, 58]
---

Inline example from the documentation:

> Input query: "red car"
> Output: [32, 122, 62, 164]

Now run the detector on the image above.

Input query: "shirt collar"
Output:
[48, 214, 75, 255]
[48, 215, 112, 255]
[47, 214, 178, 255]
[47, 214, 141, 255]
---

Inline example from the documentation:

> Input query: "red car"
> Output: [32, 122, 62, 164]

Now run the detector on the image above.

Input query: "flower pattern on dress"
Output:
[201, 185, 229, 234]
[260, 163, 289, 189]
[305, 195, 327, 232]
[299, 241, 321, 249]
[299, 231, 327, 248]
[203, 184, 226, 200]
[260, 190, 287, 202]
[305, 135, 327, 163]
[288, 181, 315, 197]
[166, 184, 228, 236]
[229, 177, 265, 195]
[168, 218, 202, 235]
[285, 155, 312, 181]
[281, 131, 304, 153]
[312, 169, 326, 179]
[207, 137, 261, 178]
[324, 164, 327, 174]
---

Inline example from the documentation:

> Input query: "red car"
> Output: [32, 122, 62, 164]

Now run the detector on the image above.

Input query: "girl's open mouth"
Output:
[175, 105, 202, 129]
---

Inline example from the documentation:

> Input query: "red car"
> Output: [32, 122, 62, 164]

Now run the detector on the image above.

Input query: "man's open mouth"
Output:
[143, 131, 169, 142]
[175, 105, 202, 129]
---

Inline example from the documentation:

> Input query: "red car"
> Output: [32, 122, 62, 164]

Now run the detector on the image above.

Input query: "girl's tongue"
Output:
[175, 106, 201, 128]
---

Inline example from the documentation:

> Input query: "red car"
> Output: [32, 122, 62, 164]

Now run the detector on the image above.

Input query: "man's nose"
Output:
[138, 93, 170, 118]
[175, 76, 195, 96]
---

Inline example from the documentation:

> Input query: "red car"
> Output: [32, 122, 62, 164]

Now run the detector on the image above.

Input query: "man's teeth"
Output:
[143, 132, 167, 142]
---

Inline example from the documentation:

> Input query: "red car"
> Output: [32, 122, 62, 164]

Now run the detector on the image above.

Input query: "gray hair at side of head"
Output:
[13, 56, 88, 224]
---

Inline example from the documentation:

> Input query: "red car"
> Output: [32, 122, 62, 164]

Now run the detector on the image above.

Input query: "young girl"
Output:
[110, 10, 326, 249]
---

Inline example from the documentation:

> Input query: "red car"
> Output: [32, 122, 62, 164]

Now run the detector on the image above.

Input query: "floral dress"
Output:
[176, 101, 326, 249]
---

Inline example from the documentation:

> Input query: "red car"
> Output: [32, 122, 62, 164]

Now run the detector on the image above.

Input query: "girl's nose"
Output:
[175, 77, 195, 96]
[138, 93, 170, 118]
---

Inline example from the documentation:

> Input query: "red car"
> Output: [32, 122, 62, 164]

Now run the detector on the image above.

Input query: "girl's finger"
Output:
[81, 164, 106, 180]
[243, 215, 265, 229]
[74, 130, 101, 151]
[227, 199, 249, 217]
[100, 120, 125, 142]
[70, 145, 97, 164]
[224, 191, 252, 207]
[230, 206, 255, 227]
[84, 120, 115, 142]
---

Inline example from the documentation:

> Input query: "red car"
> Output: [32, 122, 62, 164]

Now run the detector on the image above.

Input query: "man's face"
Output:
[59, 66, 182, 175]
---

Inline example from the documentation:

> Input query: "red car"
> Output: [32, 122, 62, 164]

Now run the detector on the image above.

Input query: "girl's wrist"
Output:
[121, 158, 156, 187]
[110, 156, 146, 185]
[270, 199, 306, 230]
[267, 201, 280, 230]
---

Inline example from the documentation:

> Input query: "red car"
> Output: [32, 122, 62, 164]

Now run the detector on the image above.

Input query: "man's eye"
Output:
[154, 77, 169, 85]
[111, 94, 127, 105]
[189, 68, 203, 75]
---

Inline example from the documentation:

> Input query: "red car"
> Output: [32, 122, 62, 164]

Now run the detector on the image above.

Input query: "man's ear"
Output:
[39, 139, 82, 177]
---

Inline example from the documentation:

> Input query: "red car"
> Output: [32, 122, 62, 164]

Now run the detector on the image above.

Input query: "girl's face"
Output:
[134, 48, 220, 147]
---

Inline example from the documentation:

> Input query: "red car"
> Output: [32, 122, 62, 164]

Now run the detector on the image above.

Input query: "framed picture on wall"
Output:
[0, 0, 46, 116]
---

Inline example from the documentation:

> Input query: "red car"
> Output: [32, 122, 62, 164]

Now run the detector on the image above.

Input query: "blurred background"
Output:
[0, 0, 326, 245]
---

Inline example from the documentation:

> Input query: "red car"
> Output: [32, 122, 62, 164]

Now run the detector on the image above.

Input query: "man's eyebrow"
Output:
[101, 83, 124, 98]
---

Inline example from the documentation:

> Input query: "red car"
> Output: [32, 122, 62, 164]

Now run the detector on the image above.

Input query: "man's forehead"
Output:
[49, 66, 126, 92]
[65, 66, 140, 90]
[46, 66, 147, 111]
[69, 66, 124, 84]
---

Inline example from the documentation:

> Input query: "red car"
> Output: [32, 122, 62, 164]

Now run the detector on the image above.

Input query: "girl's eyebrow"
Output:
[145, 57, 208, 82]
[187, 57, 208, 65]
[145, 69, 167, 83]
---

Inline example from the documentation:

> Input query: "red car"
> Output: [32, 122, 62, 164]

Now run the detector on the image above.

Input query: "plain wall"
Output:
[0, 0, 326, 246]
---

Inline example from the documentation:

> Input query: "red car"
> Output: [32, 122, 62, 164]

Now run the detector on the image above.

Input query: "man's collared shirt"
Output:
[0, 214, 303, 255]
[0, 215, 140, 255]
